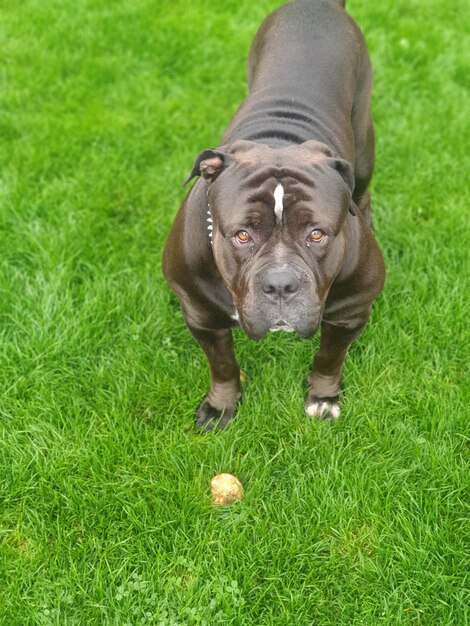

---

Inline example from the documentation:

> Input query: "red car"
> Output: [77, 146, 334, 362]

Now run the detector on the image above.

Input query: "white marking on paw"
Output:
[305, 401, 341, 420]
[231, 311, 240, 322]
[273, 183, 284, 224]
[329, 403, 341, 419]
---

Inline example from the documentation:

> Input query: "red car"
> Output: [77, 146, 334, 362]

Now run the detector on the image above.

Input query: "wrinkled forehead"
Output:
[208, 159, 348, 228]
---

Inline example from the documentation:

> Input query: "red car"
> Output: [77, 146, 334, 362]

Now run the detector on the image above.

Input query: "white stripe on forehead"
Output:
[273, 184, 284, 224]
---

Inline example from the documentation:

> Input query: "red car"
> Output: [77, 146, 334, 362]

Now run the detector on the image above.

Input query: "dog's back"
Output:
[223, 0, 371, 167]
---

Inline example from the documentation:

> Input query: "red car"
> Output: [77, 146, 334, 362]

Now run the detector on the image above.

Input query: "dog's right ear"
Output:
[182, 149, 228, 186]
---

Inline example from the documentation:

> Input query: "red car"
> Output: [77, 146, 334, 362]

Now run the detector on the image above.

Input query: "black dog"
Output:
[163, 0, 385, 432]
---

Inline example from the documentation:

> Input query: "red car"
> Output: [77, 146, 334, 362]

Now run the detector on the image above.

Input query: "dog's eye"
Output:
[307, 228, 325, 243]
[235, 230, 251, 244]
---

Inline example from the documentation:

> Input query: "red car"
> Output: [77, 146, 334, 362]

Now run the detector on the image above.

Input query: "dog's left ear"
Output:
[182, 149, 229, 186]
[326, 157, 356, 216]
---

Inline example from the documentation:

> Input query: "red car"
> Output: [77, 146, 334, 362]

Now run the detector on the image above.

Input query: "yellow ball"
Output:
[210, 473, 244, 505]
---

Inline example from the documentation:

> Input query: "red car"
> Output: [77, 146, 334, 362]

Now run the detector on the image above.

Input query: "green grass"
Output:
[1, 0, 469, 623]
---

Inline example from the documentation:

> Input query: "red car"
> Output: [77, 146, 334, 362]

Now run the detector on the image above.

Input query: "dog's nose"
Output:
[261, 268, 300, 302]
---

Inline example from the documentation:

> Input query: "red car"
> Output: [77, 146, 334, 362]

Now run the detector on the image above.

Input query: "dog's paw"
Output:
[305, 396, 341, 420]
[194, 399, 237, 433]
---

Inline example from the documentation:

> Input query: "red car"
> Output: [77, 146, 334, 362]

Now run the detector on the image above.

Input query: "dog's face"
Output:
[187, 140, 355, 340]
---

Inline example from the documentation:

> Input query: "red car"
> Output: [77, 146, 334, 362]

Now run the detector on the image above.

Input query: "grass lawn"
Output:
[1, 0, 469, 623]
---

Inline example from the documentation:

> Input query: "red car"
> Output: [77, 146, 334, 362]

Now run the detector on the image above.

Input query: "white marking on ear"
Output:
[273, 184, 284, 224]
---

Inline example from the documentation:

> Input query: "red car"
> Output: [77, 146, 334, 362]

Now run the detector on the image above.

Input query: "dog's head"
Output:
[185, 140, 355, 339]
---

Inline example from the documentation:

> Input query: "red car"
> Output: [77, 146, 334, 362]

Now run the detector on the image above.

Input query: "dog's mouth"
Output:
[239, 310, 321, 340]
[269, 320, 295, 332]
[235, 270, 323, 340]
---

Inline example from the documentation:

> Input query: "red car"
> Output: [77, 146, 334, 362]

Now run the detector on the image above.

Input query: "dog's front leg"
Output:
[305, 317, 368, 420]
[188, 326, 241, 432]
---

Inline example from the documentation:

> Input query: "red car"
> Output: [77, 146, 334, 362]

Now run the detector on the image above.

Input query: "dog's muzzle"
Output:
[239, 264, 322, 339]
